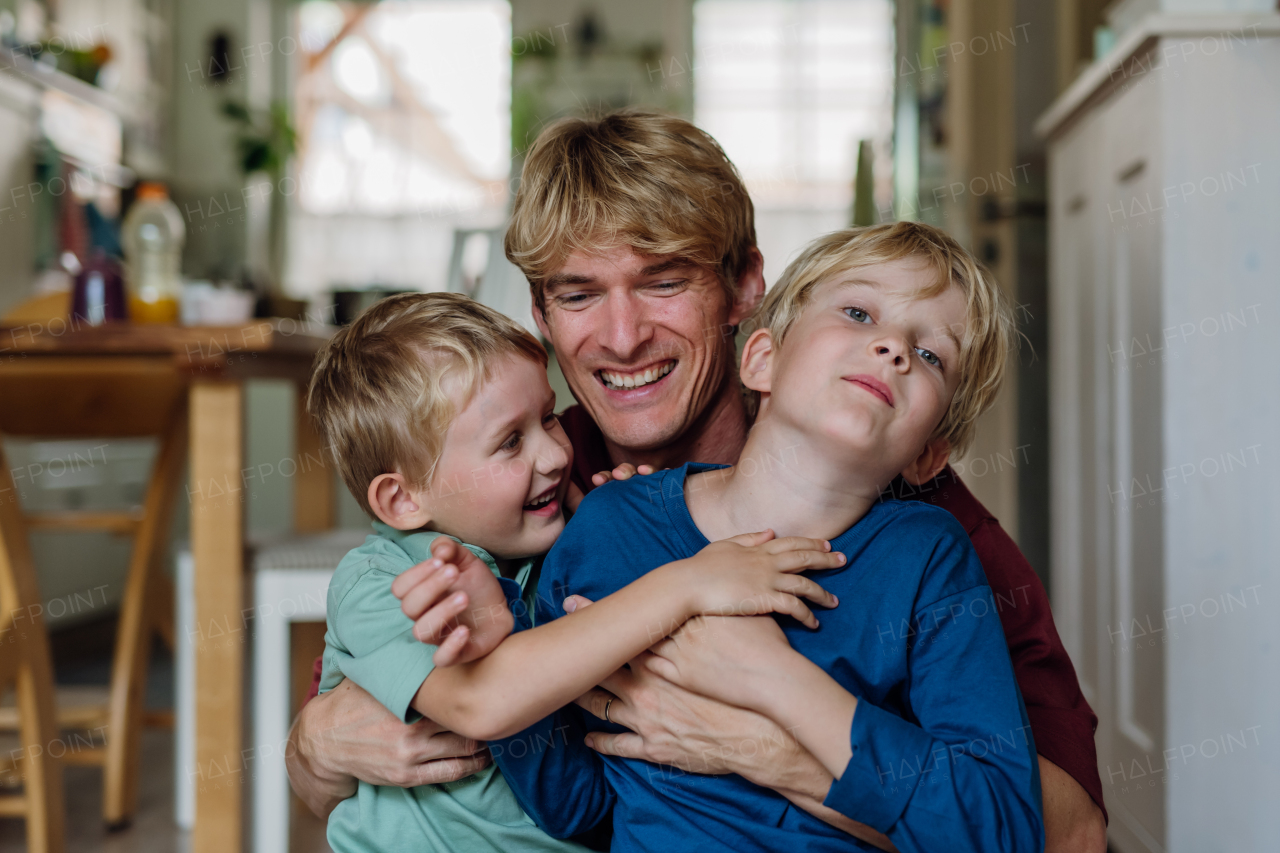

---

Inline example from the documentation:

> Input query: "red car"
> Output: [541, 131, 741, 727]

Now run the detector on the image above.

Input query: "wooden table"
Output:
[0, 320, 332, 853]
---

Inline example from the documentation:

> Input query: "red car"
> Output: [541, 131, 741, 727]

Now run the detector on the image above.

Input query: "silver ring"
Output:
[604, 698, 614, 724]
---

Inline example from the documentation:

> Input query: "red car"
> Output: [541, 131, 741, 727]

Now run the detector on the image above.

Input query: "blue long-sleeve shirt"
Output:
[493, 463, 1044, 853]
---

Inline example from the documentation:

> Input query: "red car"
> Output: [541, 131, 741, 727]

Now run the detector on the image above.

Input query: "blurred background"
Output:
[0, 0, 1275, 851]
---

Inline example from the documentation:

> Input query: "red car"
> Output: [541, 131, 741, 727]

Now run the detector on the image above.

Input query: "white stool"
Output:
[175, 530, 367, 852]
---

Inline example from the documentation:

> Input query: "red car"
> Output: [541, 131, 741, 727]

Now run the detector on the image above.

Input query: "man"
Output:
[288, 109, 1107, 851]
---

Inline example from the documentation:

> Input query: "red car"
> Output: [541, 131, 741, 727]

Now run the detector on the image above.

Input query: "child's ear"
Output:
[740, 327, 774, 394]
[901, 437, 951, 485]
[368, 473, 432, 530]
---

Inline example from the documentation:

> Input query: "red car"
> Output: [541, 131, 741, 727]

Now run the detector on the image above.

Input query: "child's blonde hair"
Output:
[307, 292, 548, 516]
[505, 108, 757, 313]
[752, 222, 1015, 457]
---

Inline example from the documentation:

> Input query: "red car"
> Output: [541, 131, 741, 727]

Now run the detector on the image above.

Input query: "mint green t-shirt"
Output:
[320, 522, 586, 853]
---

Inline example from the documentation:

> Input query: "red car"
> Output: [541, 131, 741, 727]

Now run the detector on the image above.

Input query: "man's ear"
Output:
[531, 294, 552, 341]
[367, 472, 432, 530]
[740, 327, 774, 395]
[727, 247, 766, 327]
[901, 437, 952, 486]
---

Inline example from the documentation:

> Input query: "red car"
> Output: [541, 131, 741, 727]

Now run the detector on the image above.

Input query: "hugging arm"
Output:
[643, 532, 1044, 853]
[285, 677, 490, 818]
[400, 532, 841, 741]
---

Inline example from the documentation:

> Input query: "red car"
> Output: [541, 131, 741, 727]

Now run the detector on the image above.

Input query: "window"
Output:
[288, 0, 510, 294]
[694, 0, 894, 283]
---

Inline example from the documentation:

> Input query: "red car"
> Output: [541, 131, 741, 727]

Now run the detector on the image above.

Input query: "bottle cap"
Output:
[136, 181, 169, 200]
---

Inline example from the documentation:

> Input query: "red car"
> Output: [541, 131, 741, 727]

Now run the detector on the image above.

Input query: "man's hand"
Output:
[286, 678, 491, 818]
[573, 650, 894, 852]
[645, 613, 799, 711]
[1040, 755, 1107, 853]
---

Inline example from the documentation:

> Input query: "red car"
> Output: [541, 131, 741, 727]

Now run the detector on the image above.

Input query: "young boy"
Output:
[306, 292, 843, 853]
[438, 222, 1046, 853]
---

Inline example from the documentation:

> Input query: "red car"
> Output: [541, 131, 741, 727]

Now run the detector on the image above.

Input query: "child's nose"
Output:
[873, 336, 909, 368]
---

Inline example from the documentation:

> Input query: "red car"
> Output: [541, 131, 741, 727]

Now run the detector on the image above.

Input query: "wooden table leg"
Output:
[294, 384, 335, 532]
[190, 381, 245, 853]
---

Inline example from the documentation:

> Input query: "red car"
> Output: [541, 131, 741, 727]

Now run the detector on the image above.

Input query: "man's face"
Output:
[756, 258, 966, 485]
[534, 245, 759, 452]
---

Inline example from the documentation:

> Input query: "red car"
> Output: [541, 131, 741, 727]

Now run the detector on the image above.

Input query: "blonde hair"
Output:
[506, 108, 757, 313]
[306, 292, 548, 516]
[752, 222, 1015, 457]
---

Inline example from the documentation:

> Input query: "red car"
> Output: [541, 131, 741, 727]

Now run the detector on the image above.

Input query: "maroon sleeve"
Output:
[305, 655, 323, 705]
[967, 517, 1107, 823]
[897, 468, 1107, 823]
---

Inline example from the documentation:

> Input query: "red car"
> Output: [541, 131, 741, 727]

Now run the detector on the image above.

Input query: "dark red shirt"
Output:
[560, 404, 1107, 822]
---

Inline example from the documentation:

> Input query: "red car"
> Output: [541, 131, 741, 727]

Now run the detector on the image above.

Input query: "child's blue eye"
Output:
[915, 347, 941, 368]
[845, 307, 871, 323]
[501, 433, 522, 451]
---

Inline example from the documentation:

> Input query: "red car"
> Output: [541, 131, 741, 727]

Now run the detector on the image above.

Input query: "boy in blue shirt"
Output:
[462, 222, 1045, 852]
[306, 292, 844, 853]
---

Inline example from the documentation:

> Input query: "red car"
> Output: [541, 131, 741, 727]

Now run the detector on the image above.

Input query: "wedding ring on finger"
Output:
[604, 697, 614, 724]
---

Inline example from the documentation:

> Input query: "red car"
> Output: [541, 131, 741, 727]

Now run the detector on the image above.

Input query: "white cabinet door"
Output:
[1097, 75, 1167, 853]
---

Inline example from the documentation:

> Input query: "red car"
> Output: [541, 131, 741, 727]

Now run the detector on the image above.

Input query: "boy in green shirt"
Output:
[307, 292, 843, 853]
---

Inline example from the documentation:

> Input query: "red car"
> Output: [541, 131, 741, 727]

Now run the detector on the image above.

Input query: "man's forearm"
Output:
[287, 701, 357, 819]
[726, 713, 892, 849]
[1041, 755, 1107, 853]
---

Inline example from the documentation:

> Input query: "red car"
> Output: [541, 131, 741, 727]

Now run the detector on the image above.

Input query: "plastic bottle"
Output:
[123, 182, 185, 324]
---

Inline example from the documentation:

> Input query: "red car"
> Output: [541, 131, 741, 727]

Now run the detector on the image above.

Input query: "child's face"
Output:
[422, 353, 573, 560]
[758, 257, 967, 484]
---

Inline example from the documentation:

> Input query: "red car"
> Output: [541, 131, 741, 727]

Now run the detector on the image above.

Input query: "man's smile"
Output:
[597, 359, 678, 391]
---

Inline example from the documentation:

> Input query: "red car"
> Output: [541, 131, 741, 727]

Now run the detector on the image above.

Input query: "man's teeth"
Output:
[526, 492, 553, 508]
[600, 362, 674, 390]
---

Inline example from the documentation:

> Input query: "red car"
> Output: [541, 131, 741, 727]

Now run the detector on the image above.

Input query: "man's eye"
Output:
[650, 280, 686, 292]
[500, 433, 522, 451]
[915, 347, 942, 368]
[845, 307, 871, 323]
[542, 413, 559, 427]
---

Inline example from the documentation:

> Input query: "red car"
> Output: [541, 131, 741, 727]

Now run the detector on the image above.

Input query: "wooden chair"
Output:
[0, 358, 188, 834]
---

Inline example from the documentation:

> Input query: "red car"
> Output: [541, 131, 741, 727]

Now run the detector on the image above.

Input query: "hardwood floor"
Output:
[0, 616, 332, 853]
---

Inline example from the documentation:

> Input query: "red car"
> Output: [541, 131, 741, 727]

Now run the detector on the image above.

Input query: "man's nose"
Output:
[598, 291, 653, 360]
[871, 335, 911, 371]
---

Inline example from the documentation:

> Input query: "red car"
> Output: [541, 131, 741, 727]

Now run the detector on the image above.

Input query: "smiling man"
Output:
[287, 109, 1107, 852]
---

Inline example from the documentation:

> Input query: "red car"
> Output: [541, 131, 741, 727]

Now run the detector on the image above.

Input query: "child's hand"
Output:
[678, 530, 843, 629]
[392, 537, 510, 667]
[590, 462, 655, 487]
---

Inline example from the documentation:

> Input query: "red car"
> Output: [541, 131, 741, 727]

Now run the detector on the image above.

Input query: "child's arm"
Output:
[399, 530, 843, 742]
[643, 528, 1044, 853]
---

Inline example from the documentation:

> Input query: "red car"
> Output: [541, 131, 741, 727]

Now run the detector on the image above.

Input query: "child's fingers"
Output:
[391, 557, 445, 600]
[411, 591, 470, 644]
[770, 549, 846, 573]
[563, 594, 595, 613]
[766, 595, 819, 629]
[762, 536, 832, 555]
[721, 529, 775, 547]
[431, 625, 470, 667]
[778, 576, 839, 609]
[429, 536, 461, 563]
[398, 563, 460, 619]
[639, 653, 680, 683]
